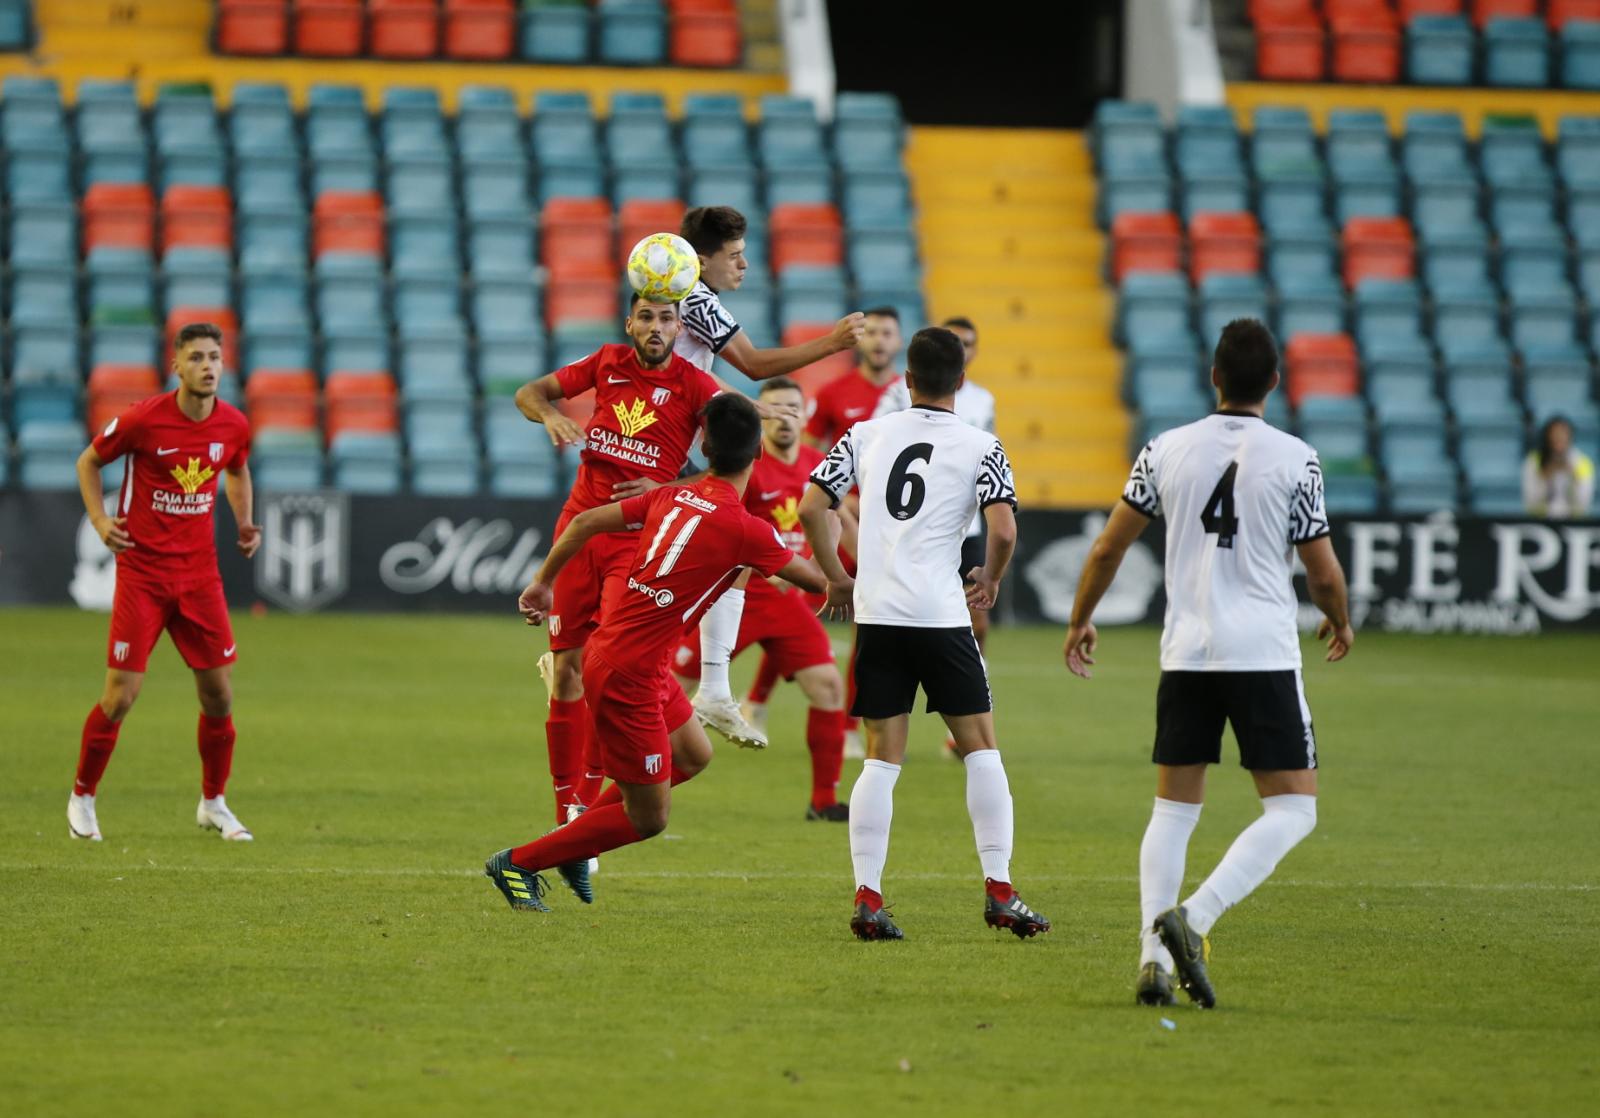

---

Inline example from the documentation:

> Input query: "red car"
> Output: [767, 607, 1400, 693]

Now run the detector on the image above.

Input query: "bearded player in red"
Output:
[67, 322, 261, 843]
[513, 295, 723, 828]
[485, 394, 827, 911]
[671, 376, 852, 821]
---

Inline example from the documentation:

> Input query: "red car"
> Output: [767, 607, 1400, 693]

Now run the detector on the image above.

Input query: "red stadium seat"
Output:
[671, 11, 743, 67]
[770, 203, 844, 271]
[1284, 334, 1361, 407]
[1324, 0, 1392, 16]
[370, 0, 440, 60]
[1248, 0, 1316, 20]
[217, 0, 290, 55]
[1189, 211, 1261, 283]
[1549, 0, 1600, 29]
[313, 190, 385, 256]
[444, 0, 515, 60]
[325, 372, 398, 441]
[1110, 211, 1183, 283]
[619, 198, 687, 258]
[1255, 12, 1327, 81]
[161, 185, 233, 252]
[1472, 0, 1538, 28]
[545, 262, 620, 329]
[1342, 216, 1414, 287]
[166, 307, 240, 369]
[1330, 10, 1403, 82]
[246, 369, 320, 430]
[541, 198, 616, 270]
[1398, 0, 1465, 22]
[89, 364, 162, 396]
[293, 0, 364, 57]
[780, 324, 855, 394]
[83, 183, 156, 252]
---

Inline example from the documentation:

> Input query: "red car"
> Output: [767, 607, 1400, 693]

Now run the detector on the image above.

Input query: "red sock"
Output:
[75, 706, 121, 796]
[806, 707, 845, 810]
[545, 697, 587, 824]
[510, 801, 644, 871]
[588, 764, 695, 809]
[986, 879, 1015, 903]
[197, 713, 235, 799]
[747, 652, 780, 705]
[575, 724, 605, 808]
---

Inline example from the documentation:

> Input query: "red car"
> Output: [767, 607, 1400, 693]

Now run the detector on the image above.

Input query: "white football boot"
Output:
[740, 700, 769, 736]
[197, 796, 254, 841]
[67, 793, 102, 841]
[694, 692, 768, 750]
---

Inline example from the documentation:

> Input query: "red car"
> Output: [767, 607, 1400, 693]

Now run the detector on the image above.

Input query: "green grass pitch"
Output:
[2, 606, 1597, 1115]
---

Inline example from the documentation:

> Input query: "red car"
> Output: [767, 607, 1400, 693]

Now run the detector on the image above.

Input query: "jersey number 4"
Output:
[1200, 461, 1239, 549]
[886, 443, 935, 521]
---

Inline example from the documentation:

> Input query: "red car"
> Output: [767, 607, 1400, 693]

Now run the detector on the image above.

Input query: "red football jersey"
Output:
[804, 369, 895, 447]
[91, 391, 251, 580]
[744, 443, 824, 557]
[555, 343, 722, 517]
[588, 478, 794, 675]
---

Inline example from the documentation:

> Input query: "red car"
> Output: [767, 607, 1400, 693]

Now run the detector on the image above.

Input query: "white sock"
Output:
[848, 758, 900, 894]
[1140, 797, 1202, 970]
[963, 749, 1013, 883]
[1182, 794, 1317, 936]
[697, 588, 744, 701]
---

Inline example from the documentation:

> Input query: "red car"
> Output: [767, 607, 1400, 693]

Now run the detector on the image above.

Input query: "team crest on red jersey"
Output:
[651, 386, 672, 406]
[209, 442, 224, 463]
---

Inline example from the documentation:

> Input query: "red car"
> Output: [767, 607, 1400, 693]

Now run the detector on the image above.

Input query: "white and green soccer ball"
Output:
[626, 232, 700, 302]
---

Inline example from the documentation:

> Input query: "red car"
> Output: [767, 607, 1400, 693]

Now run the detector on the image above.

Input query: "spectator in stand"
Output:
[1523, 416, 1595, 519]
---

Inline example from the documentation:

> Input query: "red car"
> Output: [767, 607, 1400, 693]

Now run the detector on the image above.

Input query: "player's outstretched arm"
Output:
[223, 463, 262, 558]
[965, 502, 1018, 611]
[514, 374, 586, 448]
[1298, 536, 1355, 662]
[518, 503, 629, 625]
[1063, 501, 1150, 678]
[776, 555, 828, 596]
[798, 483, 854, 619]
[76, 444, 133, 553]
[719, 313, 866, 381]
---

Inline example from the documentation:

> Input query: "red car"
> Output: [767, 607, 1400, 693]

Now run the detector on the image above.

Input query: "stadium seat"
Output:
[313, 191, 386, 257]
[1472, 0, 1538, 27]
[294, 0, 364, 56]
[671, 2, 742, 67]
[1256, 10, 1326, 81]
[1199, 273, 1269, 347]
[519, 2, 590, 63]
[1343, 216, 1414, 287]
[1485, 17, 1553, 86]
[540, 198, 614, 270]
[1188, 212, 1261, 283]
[545, 262, 619, 328]
[1330, 9, 1403, 82]
[1285, 333, 1361, 407]
[1407, 15, 1476, 83]
[1111, 212, 1183, 283]
[161, 185, 233, 252]
[1559, 22, 1600, 88]
[770, 204, 844, 272]
[597, 0, 667, 64]
[218, 1, 290, 55]
[444, 0, 515, 58]
[83, 184, 156, 253]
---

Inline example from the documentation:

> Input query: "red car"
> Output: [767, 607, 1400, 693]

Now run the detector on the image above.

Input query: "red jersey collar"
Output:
[698, 476, 741, 501]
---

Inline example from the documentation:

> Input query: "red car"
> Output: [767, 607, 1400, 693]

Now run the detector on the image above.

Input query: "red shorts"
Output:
[672, 577, 835, 681]
[582, 649, 695, 785]
[548, 513, 637, 652]
[108, 572, 237, 673]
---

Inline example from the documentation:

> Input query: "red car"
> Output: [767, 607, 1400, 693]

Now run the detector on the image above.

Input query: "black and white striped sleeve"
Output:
[679, 286, 741, 354]
[808, 429, 857, 507]
[1122, 439, 1161, 518]
[976, 439, 1017, 509]
[1289, 454, 1331, 543]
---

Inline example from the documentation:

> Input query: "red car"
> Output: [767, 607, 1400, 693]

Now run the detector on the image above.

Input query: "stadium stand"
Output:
[1095, 97, 1600, 515]
[0, 73, 920, 496]
[1242, 0, 1600, 88]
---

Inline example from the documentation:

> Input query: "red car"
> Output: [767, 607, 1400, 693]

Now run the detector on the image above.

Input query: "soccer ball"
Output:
[627, 232, 700, 303]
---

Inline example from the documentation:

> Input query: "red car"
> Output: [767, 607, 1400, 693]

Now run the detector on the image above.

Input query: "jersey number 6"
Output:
[886, 442, 935, 521]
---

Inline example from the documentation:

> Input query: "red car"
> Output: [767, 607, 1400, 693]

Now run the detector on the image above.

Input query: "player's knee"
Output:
[800, 669, 844, 710]
[551, 654, 585, 701]
[100, 691, 137, 721]
[198, 688, 232, 717]
[626, 802, 670, 838]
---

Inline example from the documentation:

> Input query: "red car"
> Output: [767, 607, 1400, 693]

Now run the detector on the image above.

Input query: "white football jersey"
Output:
[873, 378, 997, 537]
[674, 281, 741, 372]
[1124, 412, 1330, 671]
[810, 405, 1016, 628]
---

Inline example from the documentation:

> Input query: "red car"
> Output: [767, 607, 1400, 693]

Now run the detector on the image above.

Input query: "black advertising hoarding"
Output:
[3, 490, 1598, 631]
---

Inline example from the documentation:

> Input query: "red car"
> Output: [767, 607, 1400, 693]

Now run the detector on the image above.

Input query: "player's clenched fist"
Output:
[94, 515, 135, 553]
[237, 523, 262, 558]
[829, 312, 867, 352]
[518, 580, 554, 626]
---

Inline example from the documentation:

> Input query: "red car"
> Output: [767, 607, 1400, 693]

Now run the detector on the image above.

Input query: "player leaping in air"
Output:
[673, 206, 865, 751]
[485, 394, 827, 911]
[514, 295, 724, 835]
[67, 322, 261, 843]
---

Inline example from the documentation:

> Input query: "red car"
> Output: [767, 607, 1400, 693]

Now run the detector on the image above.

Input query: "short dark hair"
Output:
[757, 375, 803, 398]
[700, 393, 764, 474]
[906, 327, 965, 398]
[175, 322, 223, 351]
[864, 305, 900, 323]
[680, 206, 747, 256]
[628, 290, 680, 313]
[1213, 319, 1279, 404]
[940, 316, 977, 339]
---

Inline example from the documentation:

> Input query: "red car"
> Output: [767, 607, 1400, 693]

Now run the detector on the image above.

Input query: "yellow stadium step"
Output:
[35, 0, 210, 59]
[36, 0, 211, 23]
[910, 126, 1126, 508]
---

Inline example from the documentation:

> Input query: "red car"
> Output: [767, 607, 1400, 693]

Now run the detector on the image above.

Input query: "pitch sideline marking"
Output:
[0, 863, 1593, 892]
